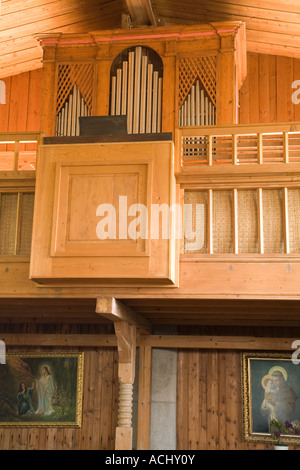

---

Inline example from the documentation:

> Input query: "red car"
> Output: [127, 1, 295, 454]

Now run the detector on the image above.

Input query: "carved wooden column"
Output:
[94, 42, 111, 116]
[96, 296, 151, 450]
[217, 32, 241, 125]
[38, 34, 61, 136]
[114, 320, 136, 449]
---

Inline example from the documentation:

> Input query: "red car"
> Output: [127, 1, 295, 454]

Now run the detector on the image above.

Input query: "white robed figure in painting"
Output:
[35, 365, 55, 415]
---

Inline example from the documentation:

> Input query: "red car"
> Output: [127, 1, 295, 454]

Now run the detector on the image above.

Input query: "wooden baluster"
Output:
[114, 320, 136, 450]
[283, 132, 289, 163]
[283, 187, 290, 254]
[258, 188, 264, 254]
[13, 140, 20, 171]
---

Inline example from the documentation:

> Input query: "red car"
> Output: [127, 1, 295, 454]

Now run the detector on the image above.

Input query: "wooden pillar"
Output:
[217, 34, 239, 125]
[137, 345, 152, 449]
[39, 38, 60, 136]
[95, 43, 111, 116]
[162, 41, 177, 134]
[96, 297, 152, 450]
[114, 320, 137, 450]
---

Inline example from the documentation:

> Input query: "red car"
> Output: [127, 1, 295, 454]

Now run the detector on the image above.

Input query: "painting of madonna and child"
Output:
[242, 352, 300, 443]
[0, 353, 83, 426]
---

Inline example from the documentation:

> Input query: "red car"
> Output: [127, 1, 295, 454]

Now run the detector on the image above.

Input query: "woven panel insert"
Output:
[213, 190, 233, 253]
[238, 190, 258, 253]
[263, 189, 284, 253]
[19, 193, 35, 255]
[184, 191, 207, 253]
[288, 188, 300, 253]
[0, 194, 18, 255]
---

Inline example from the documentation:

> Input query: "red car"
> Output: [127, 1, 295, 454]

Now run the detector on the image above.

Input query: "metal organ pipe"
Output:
[56, 83, 90, 137]
[179, 80, 216, 127]
[110, 47, 163, 134]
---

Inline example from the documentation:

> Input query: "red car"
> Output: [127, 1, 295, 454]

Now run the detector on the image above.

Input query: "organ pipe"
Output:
[56, 84, 90, 137]
[110, 46, 163, 134]
[179, 80, 216, 127]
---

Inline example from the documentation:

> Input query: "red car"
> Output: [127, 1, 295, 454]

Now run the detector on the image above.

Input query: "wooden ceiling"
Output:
[1, 0, 300, 79]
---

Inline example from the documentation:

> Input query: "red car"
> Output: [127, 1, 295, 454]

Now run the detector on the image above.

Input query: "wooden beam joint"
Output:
[124, 0, 157, 26]
[96, 296, 152, 334]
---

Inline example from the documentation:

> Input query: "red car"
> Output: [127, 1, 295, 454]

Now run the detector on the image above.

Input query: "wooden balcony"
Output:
[176, 122, 300, 170]
[176, 122, 300, 260]
[0, 126, 300, 300]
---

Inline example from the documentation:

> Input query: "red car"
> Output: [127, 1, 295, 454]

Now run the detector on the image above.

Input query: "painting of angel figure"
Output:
[242, 352, 300, 444]
[0, 353, 83, 427]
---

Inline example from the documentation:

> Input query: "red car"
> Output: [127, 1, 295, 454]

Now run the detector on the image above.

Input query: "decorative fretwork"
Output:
[56, 63, 94, 115]
[178, 55, 217, 109]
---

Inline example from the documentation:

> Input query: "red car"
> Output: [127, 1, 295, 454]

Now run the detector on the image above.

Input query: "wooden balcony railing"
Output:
[0, 132, 44, 171]
[176, 122, 300, 168]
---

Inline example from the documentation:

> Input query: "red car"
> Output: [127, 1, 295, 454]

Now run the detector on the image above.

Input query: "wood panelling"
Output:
[0, 324, 119, 450]
[239, 52, 300, 124]
[153, 0, 300, 59]
[0, 70, 42, 133]
[0, 0, 123, 78]
[176, 326, 300, 450]
[2, 0, 300, 78]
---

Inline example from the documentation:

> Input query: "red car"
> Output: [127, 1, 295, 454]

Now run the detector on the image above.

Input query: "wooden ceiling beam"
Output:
[124, 0, 157, 26]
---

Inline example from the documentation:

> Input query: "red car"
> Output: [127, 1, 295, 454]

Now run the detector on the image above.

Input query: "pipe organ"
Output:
[38, 22, 246, 141]
[30, 23, 246, 287]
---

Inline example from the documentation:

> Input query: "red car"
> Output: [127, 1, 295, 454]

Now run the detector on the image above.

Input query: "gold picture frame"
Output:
[242, 351, 300, 444]
[0, 352, 84, 427]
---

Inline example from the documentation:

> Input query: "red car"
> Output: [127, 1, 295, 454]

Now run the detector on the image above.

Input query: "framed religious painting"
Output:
[0, 352, 84, 427]
[242, 352, 300, 444]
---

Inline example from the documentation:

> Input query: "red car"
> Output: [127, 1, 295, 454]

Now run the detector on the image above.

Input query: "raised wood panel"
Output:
[30, 140, 177, 286]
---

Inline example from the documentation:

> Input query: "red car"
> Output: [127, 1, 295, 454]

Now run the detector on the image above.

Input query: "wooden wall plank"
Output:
[176, 347, 300, 451]
[0, 345, 118, 450]
[258, 54, 270, 123]
[239, 52, 300, 124]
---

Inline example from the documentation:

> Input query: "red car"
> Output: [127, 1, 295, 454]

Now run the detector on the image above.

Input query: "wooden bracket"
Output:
[96, 296, 152, 335]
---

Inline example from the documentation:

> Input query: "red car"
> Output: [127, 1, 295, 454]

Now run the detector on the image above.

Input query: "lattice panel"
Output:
[178, 56, 217, 109]
[56, 63, 94, 115]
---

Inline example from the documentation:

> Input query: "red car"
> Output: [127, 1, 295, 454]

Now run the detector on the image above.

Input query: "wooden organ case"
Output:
[30, 22, 246, 286]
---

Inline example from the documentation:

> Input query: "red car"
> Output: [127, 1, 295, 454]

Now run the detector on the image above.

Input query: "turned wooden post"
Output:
[114, 320, 137, 450]
[96, 296, 152, 449]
